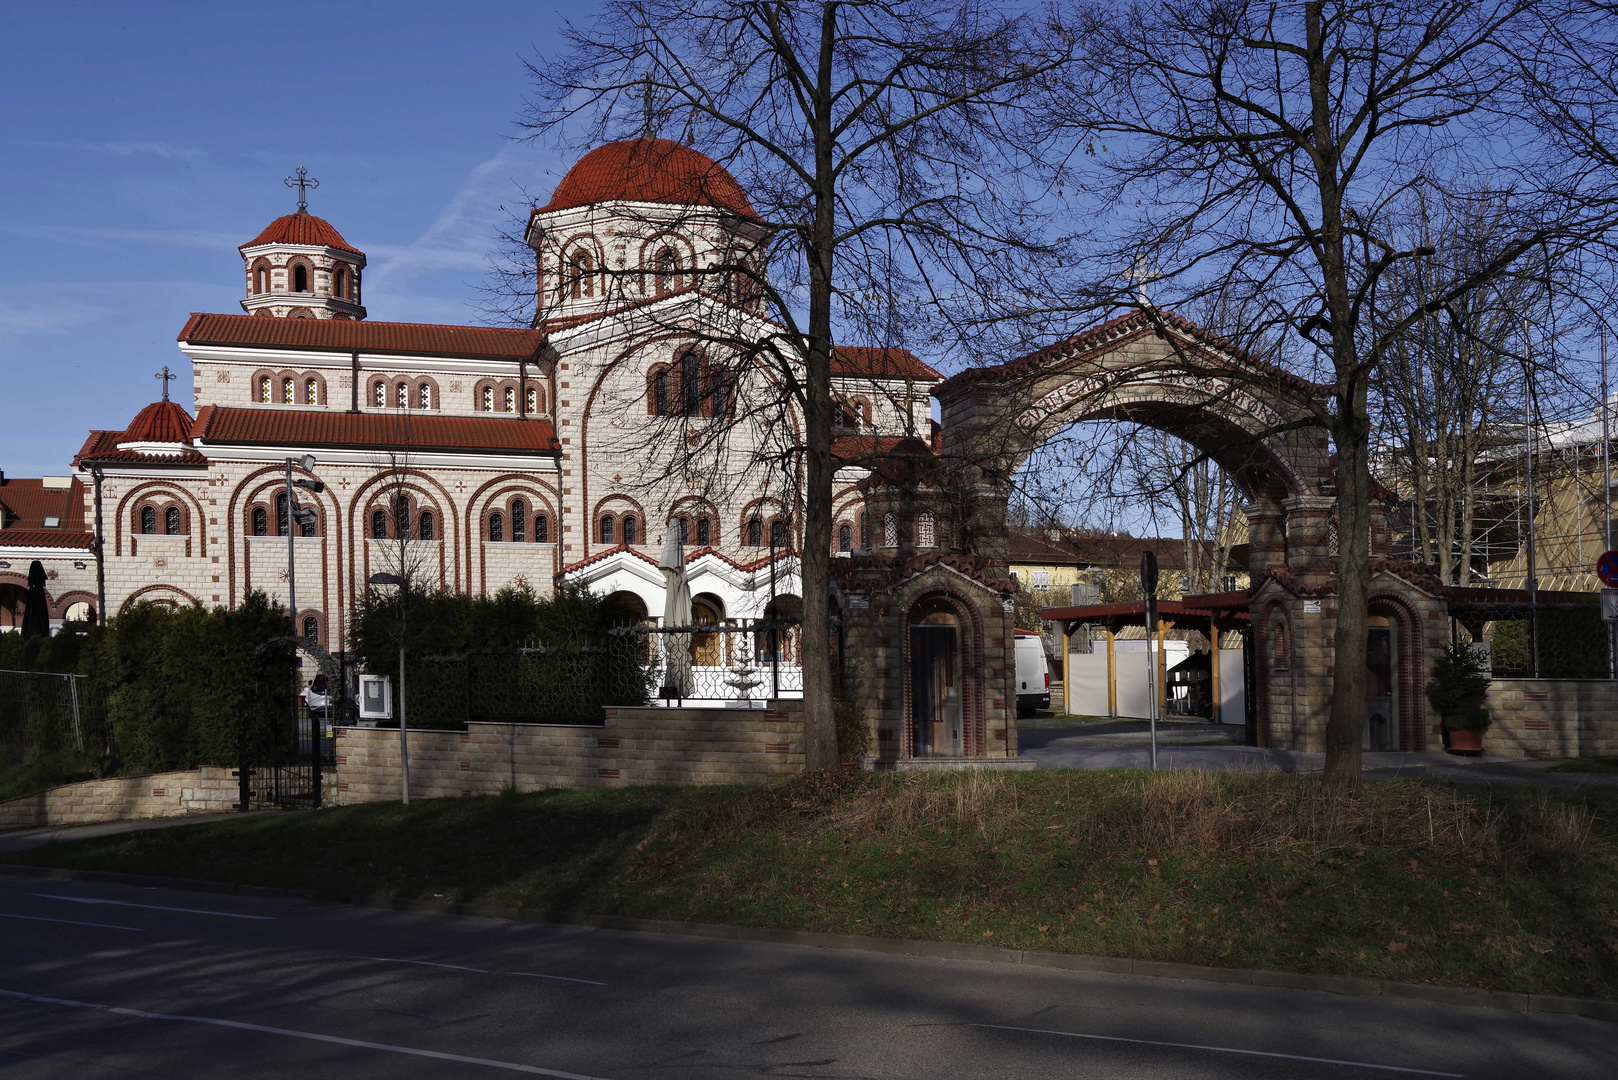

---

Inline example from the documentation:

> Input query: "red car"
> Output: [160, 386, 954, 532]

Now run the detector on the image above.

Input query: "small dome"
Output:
[541, 138, 756, 218]
[119, 400, 195, 446]
[240, 212, 363, 258]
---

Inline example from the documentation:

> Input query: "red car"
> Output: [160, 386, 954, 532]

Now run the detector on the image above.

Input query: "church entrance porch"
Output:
[909, 607, 962, 758]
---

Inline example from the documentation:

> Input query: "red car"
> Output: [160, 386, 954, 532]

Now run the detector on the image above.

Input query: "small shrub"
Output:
[1427, 639, 1492, 732]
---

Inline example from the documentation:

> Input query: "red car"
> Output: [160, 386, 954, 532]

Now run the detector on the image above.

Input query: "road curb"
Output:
[4, 862, 1614, 1022]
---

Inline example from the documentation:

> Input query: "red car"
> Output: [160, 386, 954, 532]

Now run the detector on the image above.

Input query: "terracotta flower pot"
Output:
[1445, 728, 1483, 755]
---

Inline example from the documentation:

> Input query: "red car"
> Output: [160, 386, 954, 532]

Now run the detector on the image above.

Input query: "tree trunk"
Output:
[797, 0, 839, 772]
[1325, 404, 1373, 785]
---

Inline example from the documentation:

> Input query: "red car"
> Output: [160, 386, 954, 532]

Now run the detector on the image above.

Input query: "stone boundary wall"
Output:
[1482, 679, 1618, 758]
[0, 768, 238, 830]
[329, 702, 806, 804]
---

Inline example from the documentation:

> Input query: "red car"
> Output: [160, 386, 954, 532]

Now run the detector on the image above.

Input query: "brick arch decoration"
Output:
[668, 495, 720, 547]
[115, 481, 208, 559]
[50, 589, 97, 620]
[120, 582, 199, 614]
[738, 496, 793, 550]
[592, 493, 648, 546]
[248, 257, 273, 295]
[473, 378, 521, 413]
[464, 474, 558, 592]
[298, 371, 329, 406]
[345, 468, 458, 595]
[1367, 590, 1428, 753]
[410, 375, 441, 410]
[552, 232, 607, 300]
[226, 465, 345, 633]
[330, 260, 354, 301]
[638, 234, 699, 295]
[130, 493, 190, 537]
[900, 586, 989, 759]
[284, 255, 316, 295]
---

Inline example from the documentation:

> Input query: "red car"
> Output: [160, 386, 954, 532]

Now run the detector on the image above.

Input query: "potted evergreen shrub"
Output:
[1426, 639, 1492, 754]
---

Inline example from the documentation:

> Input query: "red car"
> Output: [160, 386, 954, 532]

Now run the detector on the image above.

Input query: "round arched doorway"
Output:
[909, 596, 962, 758]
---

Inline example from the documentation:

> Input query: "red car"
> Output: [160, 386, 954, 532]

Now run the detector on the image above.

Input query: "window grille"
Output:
[489, 513, 504, 542]
[600, 516, 614, 544]
[747, 518, 762, 547]
[505, 386, 516, 413]
[770, 519, 787, 547]
[260, 376, 272, 403]
[140, 506, 156, 534]
[276, 493, 290, 537]
[374, 382, 385, 407]
[512, 500, 526, 542]
[165, 507, 180, 535]
[419, 384, 431, 409]
[396, 383, 407, 409]
[696, 517, 710, 546]
[623, 517, 637, 544]
[253, 507, 268, 536]
[839, 524, 852, 552]
[371, 510, 387, 539]
[917, 512, 935, 548]
[282, 378, 294, 404]
[535, 515, 549, 543]
[394, 495, 409, 538]
[482, 386, 494, 411]
[883, 513, 897, 547]
[419, 512, 434, 541]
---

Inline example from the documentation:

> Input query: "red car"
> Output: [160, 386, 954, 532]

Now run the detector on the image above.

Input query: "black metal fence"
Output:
[1449, 601, 1612, 679]
[0, 668, 111, 761]
[613, 618, 804, 706]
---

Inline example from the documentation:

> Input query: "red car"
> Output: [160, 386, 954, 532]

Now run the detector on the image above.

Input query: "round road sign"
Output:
[1598, 550, 1618, 588]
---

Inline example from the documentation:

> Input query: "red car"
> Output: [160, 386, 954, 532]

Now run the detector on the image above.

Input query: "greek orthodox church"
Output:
[5, 140, 947, 649]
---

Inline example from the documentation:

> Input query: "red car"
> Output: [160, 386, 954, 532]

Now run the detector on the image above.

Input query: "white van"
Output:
[1014, 630, 1050, 717]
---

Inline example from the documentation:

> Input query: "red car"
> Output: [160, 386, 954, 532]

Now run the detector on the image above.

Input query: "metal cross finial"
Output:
[641, 73, 655, 139]
[285, 165, 319, 213]
[155, 365, 176, 402]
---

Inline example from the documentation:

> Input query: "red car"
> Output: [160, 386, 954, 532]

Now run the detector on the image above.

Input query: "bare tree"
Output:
[519, 2, 1074, 767]
[1047, 0, 1618, 785]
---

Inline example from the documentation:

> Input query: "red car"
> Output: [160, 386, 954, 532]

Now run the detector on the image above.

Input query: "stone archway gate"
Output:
[931, 308, 1448, 753]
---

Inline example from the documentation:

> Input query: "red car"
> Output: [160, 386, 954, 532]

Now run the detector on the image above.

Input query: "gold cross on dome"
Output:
[155, 365, 176, 401]
[285, 166, 319, 213]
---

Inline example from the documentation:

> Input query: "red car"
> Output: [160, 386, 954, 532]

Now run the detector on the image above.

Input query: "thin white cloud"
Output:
[0, 223, 242, 252]
[18, 139, 211, 164]
[0, 280, 237, 344]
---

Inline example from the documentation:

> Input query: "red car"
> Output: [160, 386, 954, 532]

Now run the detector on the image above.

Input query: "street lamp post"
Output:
[369, 571, 409, 805]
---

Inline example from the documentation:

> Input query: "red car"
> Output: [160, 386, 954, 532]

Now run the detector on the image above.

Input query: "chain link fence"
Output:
[1450, 600, 1611, 678]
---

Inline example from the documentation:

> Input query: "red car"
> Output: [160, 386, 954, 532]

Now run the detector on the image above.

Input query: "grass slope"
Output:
[8, 769, 1617, 999]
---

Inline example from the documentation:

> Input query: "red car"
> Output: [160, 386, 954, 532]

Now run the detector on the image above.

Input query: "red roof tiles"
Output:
[832, 346, 941, 381]
[119, 399, 195, 445]
[0, 528, 95, 550]
[240, 212, 363, 257]
[0, 477, 86, 532]
[191, 405, 560, 455]
[74, 430, 207, 466]
[179, 313, 546, 360]
[540, 138, 757, 218]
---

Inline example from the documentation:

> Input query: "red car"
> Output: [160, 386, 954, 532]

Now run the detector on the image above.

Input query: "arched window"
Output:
[488, 513, 504, 542]
[696, 517, 710, 546]
[653, 369, 670, 416]
[419, 383, 431, 409]
[526, 386, 539, 414]
[747, 517, 762, 547]
[504, 386, 516, 413]
[680, 352, 699, 416]
[600, 516, 615, 544]
[395, 383, 408, 409]
[709, 370, 727, 418]
[419, 511, 434, 541]
[512, 500, 527, 542]
[300, 506, 317, 537]
[303, 616, 319, 640]
[858, 512, 868, 548]
[655, 247, 681, 295]
[371, 509, 387, 540]
[373, 381, 386, 407]
[623, 516, 637, 545]
[394, 495, 410, 538]
[334, 269, 346, 298]
[675, 516, 689, 545]
[273, 493, 290, 536]
[300, 378, 314, 405]
[255, 266, 267, 293]
[568, 250, 594, 299]
[770, 519, 788, 548]
[839, 524, 852, 552]
[294, 265, 308, 293]
[535, 514, 549, 543]
[282, 378, 294, 404]
[481, 386, 494, 412]
[883, 513, 897, 547]
[140, 506, 156, 534]
[259, 376, 272, 403]
[165, 507, 180, 535]
[917, 512, 935, 548]
[252, 507, 268, 536]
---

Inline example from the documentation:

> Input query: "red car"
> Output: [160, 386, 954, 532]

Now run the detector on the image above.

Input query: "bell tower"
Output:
[239, 167, 367, 320]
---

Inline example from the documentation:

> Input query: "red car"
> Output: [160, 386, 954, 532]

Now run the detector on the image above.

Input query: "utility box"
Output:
[359, 675, 393, 719]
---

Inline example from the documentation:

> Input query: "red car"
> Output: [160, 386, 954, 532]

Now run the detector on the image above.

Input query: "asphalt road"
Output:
[0, 874, 1612, 1078]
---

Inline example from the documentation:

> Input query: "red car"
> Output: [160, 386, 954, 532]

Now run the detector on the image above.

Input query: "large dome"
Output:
[240, 212, 363, 257]
[541, 138, 756, 218]
[118, 399, 195, 447]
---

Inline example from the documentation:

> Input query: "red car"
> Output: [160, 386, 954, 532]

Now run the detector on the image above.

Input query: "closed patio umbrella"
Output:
[658, 524, 692, 699]
[20, 561, 50, 639]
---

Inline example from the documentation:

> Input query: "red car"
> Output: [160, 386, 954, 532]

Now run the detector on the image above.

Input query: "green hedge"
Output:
[78, 591, 296, 773]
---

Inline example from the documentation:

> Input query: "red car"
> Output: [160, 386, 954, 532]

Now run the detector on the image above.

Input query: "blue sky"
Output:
[1, 0, 593, 476]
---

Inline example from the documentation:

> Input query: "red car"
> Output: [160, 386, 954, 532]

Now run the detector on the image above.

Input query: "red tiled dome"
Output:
[119, 399, 195, 445]
[541, 138, 756, 218]
[240, 212, 363, 257]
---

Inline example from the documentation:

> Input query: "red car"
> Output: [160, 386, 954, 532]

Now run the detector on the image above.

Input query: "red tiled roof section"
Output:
[0, 477, 86, 532]
[0, 528, 95, 550]
[192, 405, 560, 455]
[540, 138, 757, 218]
[179, 313, 546, 360]
[119, 400, 195, 445]
[832, 347, 941, 381]
[74, 429, 208, 465]
[240, 212, 363, 257]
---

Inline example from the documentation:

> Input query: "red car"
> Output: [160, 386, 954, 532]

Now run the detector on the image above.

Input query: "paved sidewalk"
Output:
[1020, 727, 1618, 787]
[0, 810, 285, 854]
